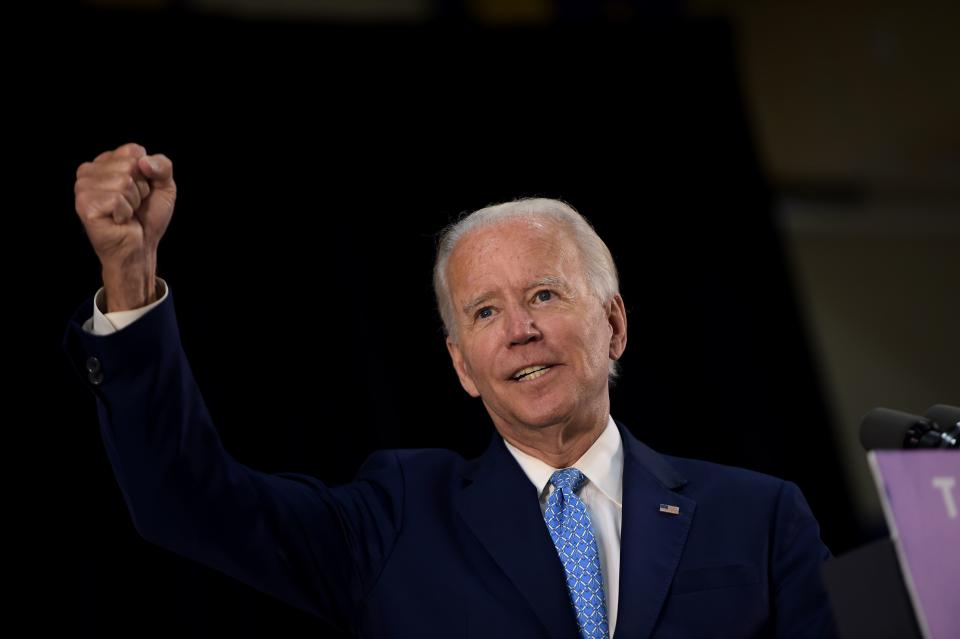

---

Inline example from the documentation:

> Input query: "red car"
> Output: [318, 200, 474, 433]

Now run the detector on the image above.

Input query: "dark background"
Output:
[25, 3, 911, 636]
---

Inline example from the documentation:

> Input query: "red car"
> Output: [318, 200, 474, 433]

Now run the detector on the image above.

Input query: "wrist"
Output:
[101, 256, 158, 312]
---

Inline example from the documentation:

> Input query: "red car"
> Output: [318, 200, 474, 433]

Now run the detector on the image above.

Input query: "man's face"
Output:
[445, 218, 627, 435]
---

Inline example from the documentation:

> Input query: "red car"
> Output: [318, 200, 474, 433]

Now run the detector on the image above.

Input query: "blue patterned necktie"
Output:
[544, 468, 610, 639]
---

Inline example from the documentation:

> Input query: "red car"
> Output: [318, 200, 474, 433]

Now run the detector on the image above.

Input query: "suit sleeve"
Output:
[62, 291, 402, 634]
[770, 480, 838, 639]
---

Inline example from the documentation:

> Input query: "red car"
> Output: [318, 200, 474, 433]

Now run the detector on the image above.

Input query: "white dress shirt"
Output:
[85, 281, 625, 636]
[84, 278, 169, 335]
[503, 417, 624, 637]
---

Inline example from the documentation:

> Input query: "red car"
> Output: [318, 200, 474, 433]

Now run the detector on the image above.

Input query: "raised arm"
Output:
[68, 144, 402, 633]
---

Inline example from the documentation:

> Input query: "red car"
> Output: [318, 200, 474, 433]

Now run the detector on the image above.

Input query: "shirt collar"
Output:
[503, 415, 623, 507]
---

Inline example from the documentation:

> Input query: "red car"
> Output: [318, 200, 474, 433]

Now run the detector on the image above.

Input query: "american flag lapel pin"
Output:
[659, 504, 680, 515]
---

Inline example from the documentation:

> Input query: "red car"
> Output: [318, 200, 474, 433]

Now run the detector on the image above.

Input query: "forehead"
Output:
[446, 218, 583, 298]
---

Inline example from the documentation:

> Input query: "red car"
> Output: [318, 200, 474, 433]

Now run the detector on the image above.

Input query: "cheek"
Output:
[581, 319, 613, 370]
[462, 341, 499, 386]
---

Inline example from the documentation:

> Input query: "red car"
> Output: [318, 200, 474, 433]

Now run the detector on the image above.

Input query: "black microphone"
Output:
[859, 406, 960, 450]
[924, 404, 960, 447]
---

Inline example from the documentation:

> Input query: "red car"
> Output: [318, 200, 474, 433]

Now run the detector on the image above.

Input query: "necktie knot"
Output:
[550, 467, 588, 493]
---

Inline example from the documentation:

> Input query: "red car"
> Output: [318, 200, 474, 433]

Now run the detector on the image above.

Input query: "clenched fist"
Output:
[75, 143, 176, 312]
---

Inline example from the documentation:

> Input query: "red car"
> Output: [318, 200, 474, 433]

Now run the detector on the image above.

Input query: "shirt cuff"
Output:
[82, 277, 170, 335]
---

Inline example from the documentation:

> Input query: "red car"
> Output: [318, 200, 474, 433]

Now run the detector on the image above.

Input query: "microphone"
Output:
[859, 406, 960, 450]
[924, 404, 960, 447]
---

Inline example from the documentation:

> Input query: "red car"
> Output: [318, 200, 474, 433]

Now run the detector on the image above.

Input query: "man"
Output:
[64, 143, 836, 638]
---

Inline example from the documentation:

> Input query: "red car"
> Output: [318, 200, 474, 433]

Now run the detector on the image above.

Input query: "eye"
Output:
[476, 306, 494, 320]
[535, 290, 553, 302]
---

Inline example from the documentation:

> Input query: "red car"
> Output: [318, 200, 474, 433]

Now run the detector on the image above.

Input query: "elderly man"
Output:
[64, 143, 836, 638]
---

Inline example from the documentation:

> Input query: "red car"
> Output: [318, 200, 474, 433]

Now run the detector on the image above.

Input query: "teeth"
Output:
[521, 368, 549, 381]
[513, 365, 550, 381]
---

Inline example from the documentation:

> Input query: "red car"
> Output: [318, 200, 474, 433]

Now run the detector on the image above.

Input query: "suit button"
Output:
[86, 356, 103, 386]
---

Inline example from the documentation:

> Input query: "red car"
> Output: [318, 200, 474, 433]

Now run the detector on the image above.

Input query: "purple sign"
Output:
[869, 451, 959, 639]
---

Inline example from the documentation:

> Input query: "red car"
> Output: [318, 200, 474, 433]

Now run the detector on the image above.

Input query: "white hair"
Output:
[433, 197, 622, 379]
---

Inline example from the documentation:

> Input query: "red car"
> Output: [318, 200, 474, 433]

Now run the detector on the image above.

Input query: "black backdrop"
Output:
[35, 10, 861, 636]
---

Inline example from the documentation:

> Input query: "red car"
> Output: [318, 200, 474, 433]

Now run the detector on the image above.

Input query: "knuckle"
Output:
[118, 142, 144, 155]
[119, 157, 138, 173]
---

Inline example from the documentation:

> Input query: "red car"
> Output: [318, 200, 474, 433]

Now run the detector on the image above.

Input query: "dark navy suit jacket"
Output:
[64, 291, 836, 638]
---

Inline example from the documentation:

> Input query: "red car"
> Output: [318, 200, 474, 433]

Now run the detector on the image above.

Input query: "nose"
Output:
[506, 305, 542, 346]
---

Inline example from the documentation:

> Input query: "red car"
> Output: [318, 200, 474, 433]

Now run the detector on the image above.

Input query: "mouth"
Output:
[510, 364, 554, 382]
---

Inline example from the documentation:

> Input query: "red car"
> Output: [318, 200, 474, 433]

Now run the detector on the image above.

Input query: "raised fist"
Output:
[74, 143, 176, 311]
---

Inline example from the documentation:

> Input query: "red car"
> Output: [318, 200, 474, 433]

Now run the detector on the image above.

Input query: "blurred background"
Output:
[40, 0, 958, 635]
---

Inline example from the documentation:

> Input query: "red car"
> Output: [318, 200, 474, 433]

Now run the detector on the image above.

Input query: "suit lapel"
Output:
[613, 421, 696, 639]
[455, 423, 696, 639]
[456, 434, 581, 639]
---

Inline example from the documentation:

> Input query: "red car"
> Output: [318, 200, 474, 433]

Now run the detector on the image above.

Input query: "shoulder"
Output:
[618, 420, 789, 501]
[661, 453, 817, 531]
[355, 447, 470, 483]
[664, 454, 787, 495]
[620, 422, 789, 502]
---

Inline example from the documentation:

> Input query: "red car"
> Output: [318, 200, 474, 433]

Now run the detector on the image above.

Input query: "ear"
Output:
[446, 337, 481, 398]
[606, 293, 628, 361]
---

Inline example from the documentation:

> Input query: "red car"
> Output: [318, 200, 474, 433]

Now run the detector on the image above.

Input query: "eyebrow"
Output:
[460, 276, 569, 316]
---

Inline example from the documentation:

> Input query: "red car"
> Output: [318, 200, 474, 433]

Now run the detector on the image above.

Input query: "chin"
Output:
[511, 402, 577, 431]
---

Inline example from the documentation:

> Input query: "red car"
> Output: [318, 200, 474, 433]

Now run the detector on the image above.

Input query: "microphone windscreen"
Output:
[859, 407, 928, 451]
[924, 404, 960, 431]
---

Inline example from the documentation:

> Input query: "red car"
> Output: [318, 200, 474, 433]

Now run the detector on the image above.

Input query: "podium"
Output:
[822, 451, 958, 639]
